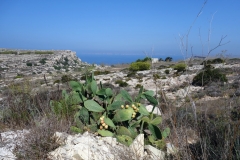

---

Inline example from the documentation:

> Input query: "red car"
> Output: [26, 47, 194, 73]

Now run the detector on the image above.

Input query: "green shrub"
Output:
[136, 56, 151, 62]
[15, 74, 24, 79]
[26, 62, 32, 66]
[129, 62, 151, 71]
[19, 51, 32, 55]
[0, 51, 17, 54]
[127, 71, 137, 77]
[153, 74, 160, 80]
[94, 70, 110, 75]
[165, 69, 170, 74]
[35, 51, 54, 54]
[54, 80, 60, 84]
[39, 58, 47, 65]
[115, 80, 128, 87]
[61, 75, 77, 83]
[172, 63, 186, 73]
[212, 58, 225, 64]
[53, 65, 61, 70]
[165, 57, 172, 62]
[192, 68, 227, 86]
[135, 84, 142, 89]
[201, 58, 225, 65]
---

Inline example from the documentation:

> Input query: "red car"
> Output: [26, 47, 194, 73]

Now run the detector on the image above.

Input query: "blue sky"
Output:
[0, 0, 239, 58]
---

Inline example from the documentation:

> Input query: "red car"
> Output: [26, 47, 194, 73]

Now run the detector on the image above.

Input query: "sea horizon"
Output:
[76, 52, 185, 65]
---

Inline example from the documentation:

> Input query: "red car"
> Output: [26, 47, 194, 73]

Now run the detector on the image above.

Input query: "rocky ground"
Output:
[0, 50, 240, 159]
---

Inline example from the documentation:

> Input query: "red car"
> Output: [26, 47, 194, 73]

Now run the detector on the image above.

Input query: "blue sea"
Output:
[76, 53, 185, 65]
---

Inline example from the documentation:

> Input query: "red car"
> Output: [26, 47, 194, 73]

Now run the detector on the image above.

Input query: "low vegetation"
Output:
[115, 80, 128, 87]
[0, 56, 239, 159]
[0, 51, 18, 54]
[192, 65, 227, 86]
[172, 63, 187, 73]
[35, 51, 54, 54]
[129, 61, 151, 71]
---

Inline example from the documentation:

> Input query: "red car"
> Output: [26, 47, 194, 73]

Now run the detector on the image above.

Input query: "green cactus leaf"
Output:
[135, 86, 144, 102]
[148, 135, 156, 143]
[71, 92, 82, 104]
[74, 112, 85, 128]
[70, 126, 83, 134]
[120, 90, 133, 103]
[138, 85, 144, 94]
[100, 81, 103, 89]
[79, 93, 87, 102]
[69, 81, 82, 92]
[88, 124, 98, 132]
[107, 101, 124, 110]
[97, 129, 114, 137]
[116, 126, 132, 137]
[150, 116, 162, 125]
[91, 72, 95, 81]
[138, 104, 150, 116]
[129, 120, 141, 128]
[144, 90, 155, 96]
[114, 93, 123, 101]
[79, 107, 89, 124]
[113, 108, 134, 122]
[86, 83, 92, 94]
[97, 88, 106, 96]
[141, 116, 150, 123]
[91, 80, 98, 95]
[153, 140, 166, 150]
[116, 135, 133, 146]
[106, 97, 113, 105]
[84, 100, 105, 112]
[104, 117, 116, 129]
[128, 127, 138, 138]
[144, 93, 158, 106]
[106, 88, 113, 97]
[91, 112, 102, 122]
[148, 124, 162, 140]
[162, 127, 170, 138]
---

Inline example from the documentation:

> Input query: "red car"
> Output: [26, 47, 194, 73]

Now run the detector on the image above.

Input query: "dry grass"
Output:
[159, 86, 240, 160]
[13, 116, 70, 160]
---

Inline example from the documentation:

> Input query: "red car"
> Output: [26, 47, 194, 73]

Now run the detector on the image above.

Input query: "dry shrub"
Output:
[13, 115, 70, 159]
[1, 82, 61, 129]
[163, 97, 240, 160]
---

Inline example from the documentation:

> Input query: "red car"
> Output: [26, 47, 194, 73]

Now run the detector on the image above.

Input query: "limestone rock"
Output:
[146, 105, 161, 115]
[166, 142, 178, 155]
[48, 131, 139, 160]
[0, 130, 29, 160]
[144, 145, 165, 160]
[129, 134, 144, 159]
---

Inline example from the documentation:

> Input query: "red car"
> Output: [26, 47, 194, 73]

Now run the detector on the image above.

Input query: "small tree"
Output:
[159, 58, 163, 61]
[165, 57, 172, 62]
[26, 62, 33, 66]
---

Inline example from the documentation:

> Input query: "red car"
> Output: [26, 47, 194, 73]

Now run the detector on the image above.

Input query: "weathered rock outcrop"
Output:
[48, 132, 166, 160]
[0, 49, 84, 79]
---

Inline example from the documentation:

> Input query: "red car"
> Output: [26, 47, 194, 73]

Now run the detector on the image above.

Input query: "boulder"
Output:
[48, 132, 147, 160]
